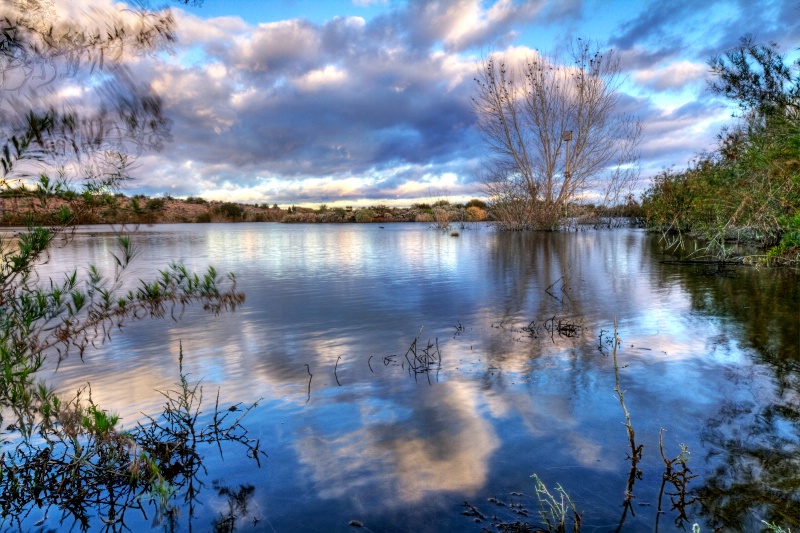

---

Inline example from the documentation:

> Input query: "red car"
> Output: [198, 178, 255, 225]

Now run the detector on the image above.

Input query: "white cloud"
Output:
[44, 0, 787, 205]
[634, 61, 708, 91]
[404, 0, 542, 52]
[292, 65, 348, 92]
[205, 62, 227, 79]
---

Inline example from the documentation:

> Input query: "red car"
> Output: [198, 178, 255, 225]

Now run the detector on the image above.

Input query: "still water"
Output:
[19, 223, 800, 531]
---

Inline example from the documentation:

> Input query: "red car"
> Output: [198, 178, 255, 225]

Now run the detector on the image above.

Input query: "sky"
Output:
[79, 0, 800, 206]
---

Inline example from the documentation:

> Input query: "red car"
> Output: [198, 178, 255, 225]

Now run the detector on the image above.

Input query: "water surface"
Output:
[17, 223, 800, 531]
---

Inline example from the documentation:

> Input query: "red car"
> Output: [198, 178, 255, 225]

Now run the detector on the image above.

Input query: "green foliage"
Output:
[0, 230, 246, 433]
[81, 404, 120, 434]
[761, 521, 792, 533]
[213, 202, 244, 220]
[642, 117, 800, 260]
[708, 37, 800, 118]
[354, 209, 375, 223]
[766, 213, 800, 263]
[145, 197, 165, 211]
[130, 197, 144, 215]
[642, 37, 800, 262]
[0, 2, 263, 528]
[185, 196, 208, 205]
[0, 356, 264, 529]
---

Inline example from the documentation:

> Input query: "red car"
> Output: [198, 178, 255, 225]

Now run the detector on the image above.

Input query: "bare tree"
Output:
[473, 39, 641, 229]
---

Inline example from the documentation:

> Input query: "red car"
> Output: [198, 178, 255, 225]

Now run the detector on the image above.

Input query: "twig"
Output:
[461, 501, 486, 520]
[612, 317, 643, 530]
[304, 364, 312, 404]
[334, 356, 342, 386]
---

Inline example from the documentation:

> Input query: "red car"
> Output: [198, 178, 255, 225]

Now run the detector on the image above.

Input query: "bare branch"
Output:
[474, 40, 641, 229]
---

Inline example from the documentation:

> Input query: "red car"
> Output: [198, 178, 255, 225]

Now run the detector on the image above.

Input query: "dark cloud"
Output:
[140, 5, 485, 193]
[609, 0, 699, 53]
[110, 0, 798, 203]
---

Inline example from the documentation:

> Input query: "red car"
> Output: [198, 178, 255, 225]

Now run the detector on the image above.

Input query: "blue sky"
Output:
[115, 0, 800, 206]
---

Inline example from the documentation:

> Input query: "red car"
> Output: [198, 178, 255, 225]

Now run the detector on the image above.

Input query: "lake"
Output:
[12, 222, 800, 531]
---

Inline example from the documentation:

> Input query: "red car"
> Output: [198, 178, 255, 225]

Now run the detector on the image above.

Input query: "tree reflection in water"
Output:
[665, 259, 800, 530]
[697, 381, 800, 530]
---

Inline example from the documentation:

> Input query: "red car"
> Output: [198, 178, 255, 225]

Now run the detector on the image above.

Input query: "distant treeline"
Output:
[0, 190, 643, 227]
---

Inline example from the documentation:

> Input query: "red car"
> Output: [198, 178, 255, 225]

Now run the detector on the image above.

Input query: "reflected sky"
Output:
[15, 223, 800, 532]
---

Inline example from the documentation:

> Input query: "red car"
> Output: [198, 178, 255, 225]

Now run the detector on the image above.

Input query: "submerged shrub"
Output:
[465, 206, 487, 221]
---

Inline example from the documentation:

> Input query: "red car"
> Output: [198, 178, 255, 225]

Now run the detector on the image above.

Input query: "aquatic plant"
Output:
[657, 429, 698, 530]
[530, 474, 582, 533]
[403, 328, 442, 384]
[0, 349, 265, 530]
[431, 207, 450, 230]
[0, 1, 259, 528]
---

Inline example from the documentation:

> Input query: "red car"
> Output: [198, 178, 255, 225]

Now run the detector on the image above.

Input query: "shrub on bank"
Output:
[213, 202, 244, 220]
[145, 198, 165, 212]
[641, 38, 800, 264]
[355, 209, 374, 223]
[283, 212, 317, 223]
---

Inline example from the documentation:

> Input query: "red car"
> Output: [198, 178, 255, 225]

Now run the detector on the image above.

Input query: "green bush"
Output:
[145, 198, 165, 211]
[355, 209, 374, 223]
[129, 197, 144, 215]
[0, 3, 262, 527]
[213, 202, 244, 220]
[642, 37, 800, 261]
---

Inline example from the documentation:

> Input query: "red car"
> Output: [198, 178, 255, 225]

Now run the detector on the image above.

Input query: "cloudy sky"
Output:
[111, 0, 800, 206]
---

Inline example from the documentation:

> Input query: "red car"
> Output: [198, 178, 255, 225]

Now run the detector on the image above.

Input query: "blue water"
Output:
[14, 223, 800, 531]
